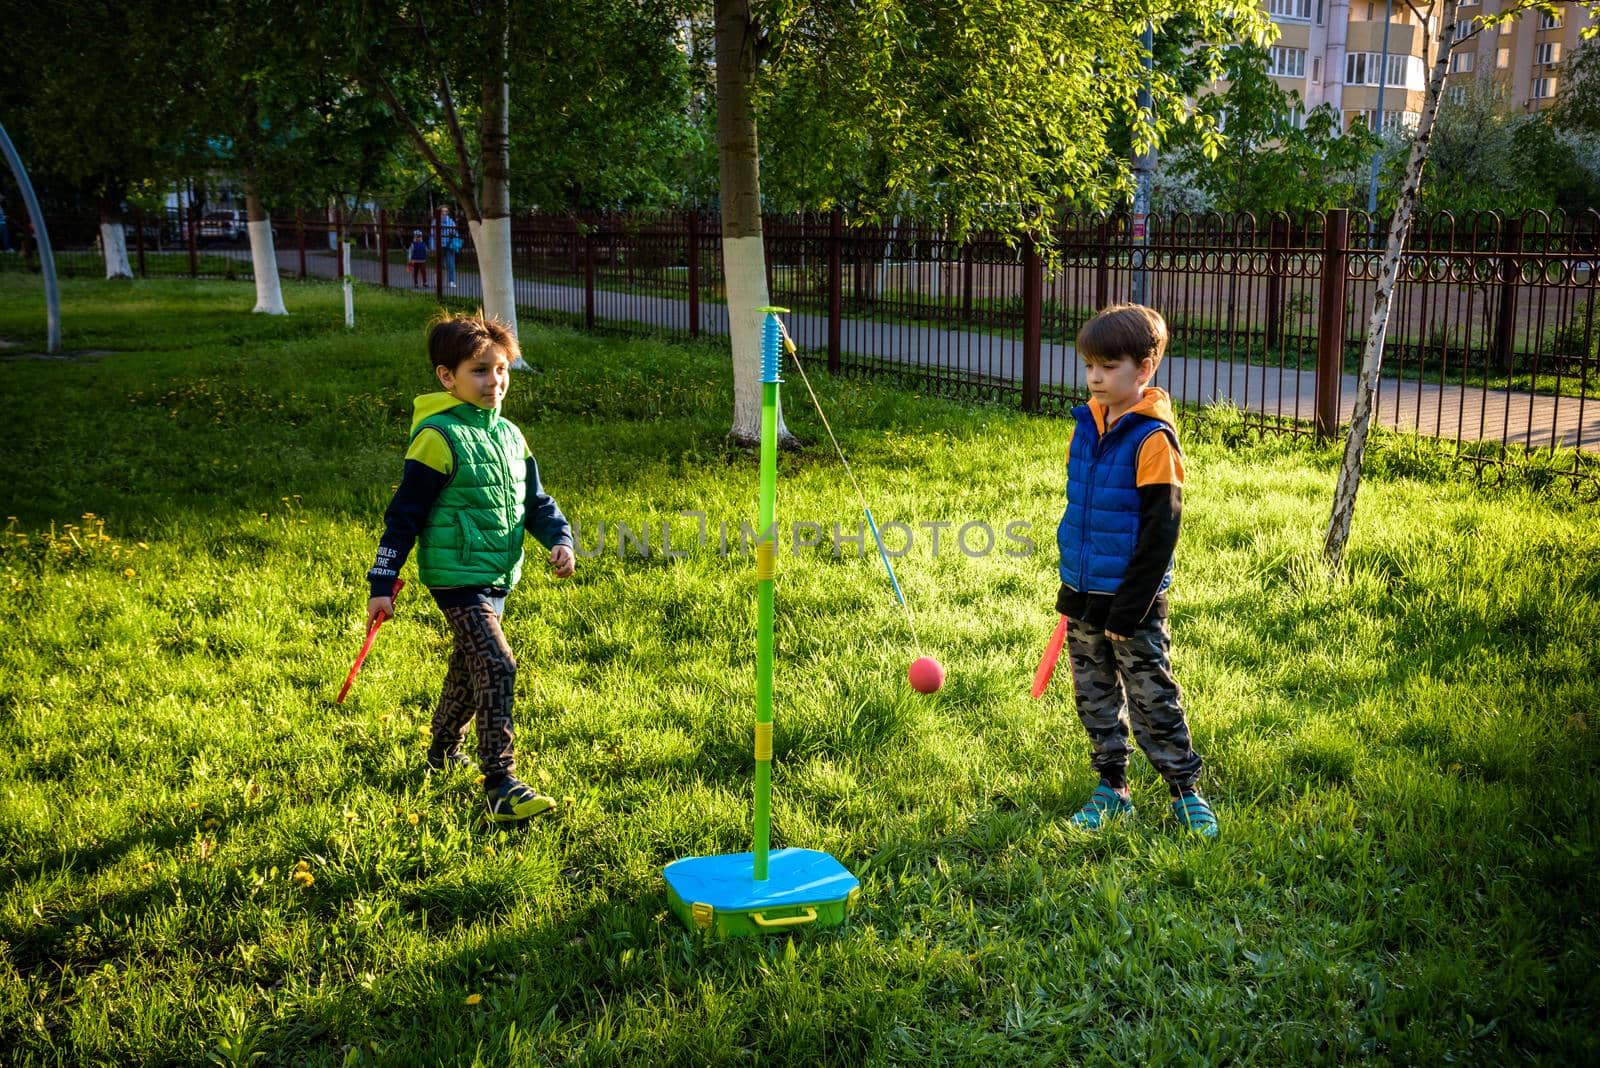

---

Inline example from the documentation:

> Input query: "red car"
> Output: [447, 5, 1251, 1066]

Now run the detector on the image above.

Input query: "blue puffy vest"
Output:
[1056, 406, 1176, 594]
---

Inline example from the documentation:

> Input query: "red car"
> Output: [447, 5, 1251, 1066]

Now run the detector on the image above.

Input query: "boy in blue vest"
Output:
[1056, 303, 1217, 837]
[365, 313, 576, 824]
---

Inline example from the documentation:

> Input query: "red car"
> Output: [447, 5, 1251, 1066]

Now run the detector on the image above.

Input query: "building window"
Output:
[1285, 105, 1306, 130]
[1316, 0, 1325, 25]
[1540, 12, 1562, 30]
[1532, 77, 1556, 99]
[1313, 56, 1322, 82]
[1536, 42, 1560, 66]
[1497, 47, 1510, 68]
[1345, 52, 1423, 88]
[1450, 50, 1474, 73]
[1268, 0, 1314, 20]
[1501, 18, 1514, 36]
[1454, 18, 1475, 42]
[1268, 46, 1308, 78]
[1447, 85, 1467, 105]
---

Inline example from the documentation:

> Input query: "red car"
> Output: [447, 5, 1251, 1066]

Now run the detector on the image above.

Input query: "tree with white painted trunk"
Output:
[1322, 0, 1600, 570]
[244, 176, 287, 315]
[712, 1, 1271, 444]
[715, 0, 792, 446]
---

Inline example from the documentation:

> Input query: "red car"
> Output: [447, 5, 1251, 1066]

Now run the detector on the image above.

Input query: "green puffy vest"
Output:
[414, 405, 527, 589]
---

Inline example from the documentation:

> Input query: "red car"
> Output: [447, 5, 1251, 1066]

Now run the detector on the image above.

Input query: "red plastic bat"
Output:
[1031, 614, 1069, 699]
[336, 578, 404, 704]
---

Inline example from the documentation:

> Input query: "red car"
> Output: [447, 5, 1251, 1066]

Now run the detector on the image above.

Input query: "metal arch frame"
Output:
[0, 121, 60, 354]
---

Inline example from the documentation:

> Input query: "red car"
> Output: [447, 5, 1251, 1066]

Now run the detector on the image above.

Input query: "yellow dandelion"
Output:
[474, 774, 486, 786]
[562, 795, 575, 806]
[123, 568, 136, 579]
[407, 812, 420, 826]
[464, 994, 482, 1006]
[203, 817, 219, 829]
[291, 870, 315, 888]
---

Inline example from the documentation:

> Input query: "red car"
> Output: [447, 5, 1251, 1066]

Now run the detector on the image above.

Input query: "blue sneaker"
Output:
[1068, 783, 1134, 830]
[1171, 791, 1219, 838]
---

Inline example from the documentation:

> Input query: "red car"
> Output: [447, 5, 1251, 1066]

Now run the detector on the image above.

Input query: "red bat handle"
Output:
[1030, 614, 1069, 699]
[336, 578, 405, 704]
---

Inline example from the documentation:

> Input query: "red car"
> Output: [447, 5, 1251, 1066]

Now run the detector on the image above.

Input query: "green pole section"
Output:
[752, 308, 786, 882]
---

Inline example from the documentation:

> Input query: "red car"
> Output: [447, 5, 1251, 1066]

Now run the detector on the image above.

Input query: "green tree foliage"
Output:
[1372, 77, 1600, 216]
[0, 0, 194, 218]
[1160, 44, 1377, 215]
[750, 0, 1271, 240]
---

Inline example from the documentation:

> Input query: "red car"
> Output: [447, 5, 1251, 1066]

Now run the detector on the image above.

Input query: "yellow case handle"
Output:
[749, 907, 817, 928]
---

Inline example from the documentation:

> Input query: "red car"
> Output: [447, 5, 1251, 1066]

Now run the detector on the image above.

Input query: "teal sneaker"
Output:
[485, 776, 556, 823]
[1068, 783, 1135, 830]
[1171, 791, 1219, 838]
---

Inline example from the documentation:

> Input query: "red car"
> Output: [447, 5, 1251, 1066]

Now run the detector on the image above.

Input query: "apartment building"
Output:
[1258, 0, 1593, 132]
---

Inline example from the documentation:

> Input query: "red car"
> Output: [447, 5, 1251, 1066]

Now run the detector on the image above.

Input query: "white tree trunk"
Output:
[725, 234, 774, 439]
[716, 0, 791, 447]
[468, 216, 526, 369]
[100, 222, 132, 279]
[1323, 0, 1460, 570]
[247, 219, 286, 315]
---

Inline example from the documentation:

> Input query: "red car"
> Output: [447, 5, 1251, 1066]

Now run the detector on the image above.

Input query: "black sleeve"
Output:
[1104, 483, 1182, 635]
[523, 456, 573, 551]
[367, 459, 450, 597]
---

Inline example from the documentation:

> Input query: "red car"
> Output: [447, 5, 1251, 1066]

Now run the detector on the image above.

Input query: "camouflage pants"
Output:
[1065, 614, 1202, 792]
[431, 599, 517, 778]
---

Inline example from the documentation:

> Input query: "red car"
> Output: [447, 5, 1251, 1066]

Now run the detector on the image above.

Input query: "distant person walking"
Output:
[440, 210, 460, 288]
[408, 229, 429, 288]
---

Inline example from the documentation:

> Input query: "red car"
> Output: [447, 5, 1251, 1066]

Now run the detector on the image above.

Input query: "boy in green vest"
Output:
[365, 314, 576, 824]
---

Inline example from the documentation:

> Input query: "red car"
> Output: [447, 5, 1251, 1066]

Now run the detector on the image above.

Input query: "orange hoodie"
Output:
[1084, 387, 1185, 488]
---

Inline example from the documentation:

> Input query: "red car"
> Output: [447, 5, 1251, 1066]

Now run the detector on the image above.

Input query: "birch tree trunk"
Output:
[244, 177, 287, 315]
[1323, 0, 1460, 570]
[715, 0, 791, 447]
[99, 190, 131, 279]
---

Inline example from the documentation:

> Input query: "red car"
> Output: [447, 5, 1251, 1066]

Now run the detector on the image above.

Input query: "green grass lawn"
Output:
[1, 276, 1597, 1065]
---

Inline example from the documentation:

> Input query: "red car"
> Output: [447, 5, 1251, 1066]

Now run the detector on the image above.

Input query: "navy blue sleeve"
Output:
[524, 456, 573, 551]
[368, 459, 450, 597]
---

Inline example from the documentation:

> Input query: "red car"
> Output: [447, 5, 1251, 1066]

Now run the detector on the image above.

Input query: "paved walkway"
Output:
[285, 249, 1598, 453]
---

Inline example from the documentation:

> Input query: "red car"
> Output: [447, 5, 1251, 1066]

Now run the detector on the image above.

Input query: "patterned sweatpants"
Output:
[1065, 614, 1202, 793]
[431, 601, 517, 778]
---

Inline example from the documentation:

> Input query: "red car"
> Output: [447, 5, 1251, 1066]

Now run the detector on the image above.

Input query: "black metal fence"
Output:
[7, 206, 1596, 491]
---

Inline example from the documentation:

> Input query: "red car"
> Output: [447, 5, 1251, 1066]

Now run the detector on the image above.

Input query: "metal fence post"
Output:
[828, 208, 842, 373]
[1265, 215, 1287, 351]
[1095, 217, 1111, 312]
[1022, 232, 1043, 413]
[186, 196, 199, 277]
[434, 209, 443, 299]
[134, 207, 147, 277]
[687, 210, 700, 338]
[1494, 216, 1522, 375]
[296, 208, 307, 278]
[378, 208, 389, 288]
[1315, 209, 1350, 442]
[583, 220, 596, 329]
